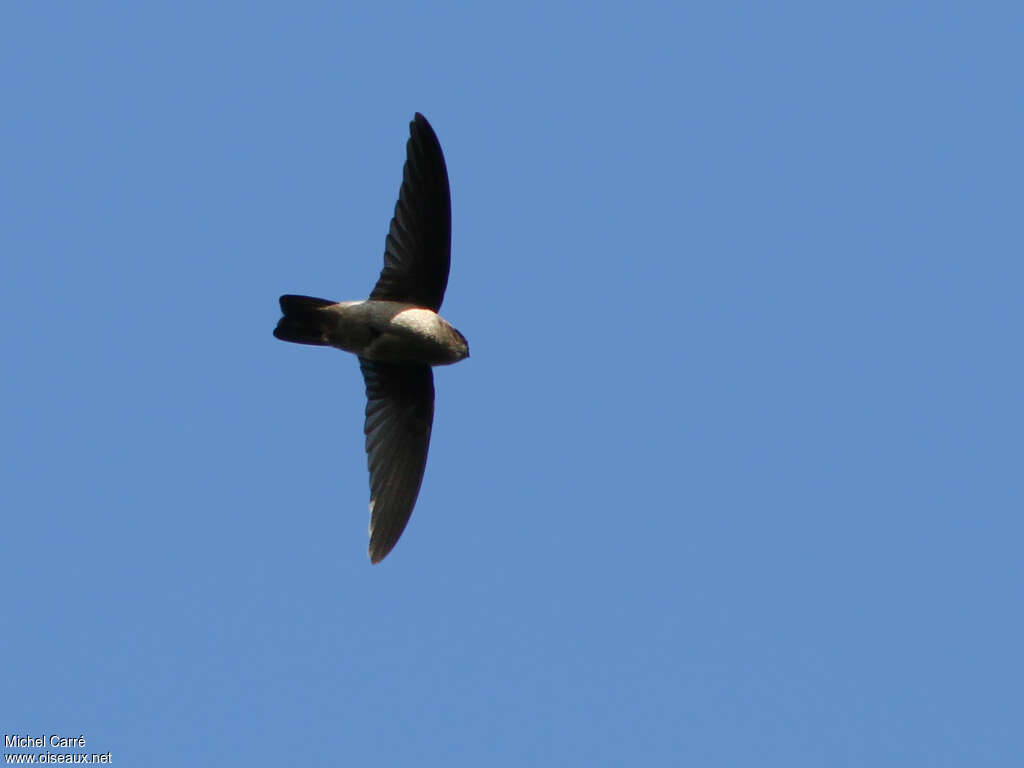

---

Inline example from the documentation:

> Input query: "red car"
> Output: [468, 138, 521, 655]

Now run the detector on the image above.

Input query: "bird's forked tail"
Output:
[273, 295, 336, 346]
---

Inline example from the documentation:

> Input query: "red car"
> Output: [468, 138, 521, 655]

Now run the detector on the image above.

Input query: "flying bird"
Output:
[273, 113, 468, 563]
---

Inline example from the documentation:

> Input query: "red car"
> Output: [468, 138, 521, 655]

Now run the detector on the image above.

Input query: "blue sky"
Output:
[2, 2, 1021, 765]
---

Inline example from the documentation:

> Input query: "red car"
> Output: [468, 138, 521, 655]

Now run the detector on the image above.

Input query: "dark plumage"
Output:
[273, 113, 468, 563]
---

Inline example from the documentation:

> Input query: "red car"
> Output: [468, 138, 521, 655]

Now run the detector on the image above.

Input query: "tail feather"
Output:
[273, 295, 336, 346]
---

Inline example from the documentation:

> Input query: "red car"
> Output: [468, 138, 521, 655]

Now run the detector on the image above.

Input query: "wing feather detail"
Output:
[369, 113, 452, 311]
[359, 358, 435, 563]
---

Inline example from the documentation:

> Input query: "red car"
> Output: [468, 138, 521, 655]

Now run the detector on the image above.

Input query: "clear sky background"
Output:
[2, 2, 1021, 766]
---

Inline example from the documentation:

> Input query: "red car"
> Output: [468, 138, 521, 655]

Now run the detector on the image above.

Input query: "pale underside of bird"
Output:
[273, 113, 468, 563]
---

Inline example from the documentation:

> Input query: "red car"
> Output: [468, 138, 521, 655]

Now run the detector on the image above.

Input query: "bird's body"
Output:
[273, 113, 467, 563]
[279, 299, 467, 365]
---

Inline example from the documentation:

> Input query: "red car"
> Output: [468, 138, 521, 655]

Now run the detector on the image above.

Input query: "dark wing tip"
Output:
[368, 539, 391, 565]
[410, 113, 443, 157]
[367, 497, 416, 564]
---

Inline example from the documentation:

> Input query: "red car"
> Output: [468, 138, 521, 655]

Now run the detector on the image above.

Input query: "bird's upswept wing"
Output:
[369, 113, 452, 311]
[359, 358, 434, 563]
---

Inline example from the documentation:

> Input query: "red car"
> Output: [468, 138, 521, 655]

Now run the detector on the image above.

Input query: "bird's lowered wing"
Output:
[359, 357, 434, 563]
